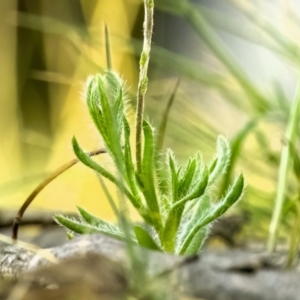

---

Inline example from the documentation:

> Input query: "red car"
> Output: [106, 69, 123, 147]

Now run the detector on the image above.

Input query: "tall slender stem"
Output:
[135, 0, 154, 175]
[12, 148, 106, 240]
[157, 78, 180, 151]
[104, 24, 112, 70]
[268, 77, 300, 252]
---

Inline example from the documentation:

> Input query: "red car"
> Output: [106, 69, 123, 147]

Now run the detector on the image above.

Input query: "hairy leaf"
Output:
[77, 206, 125, 238]
[178, 157, 197, 197]
[55, 214, 127, 241]
[134, 225, 161, 251]
[141, 120, 161, 227]
[175, 166, 209, 208]
[167, 149, 179, 203]
[209, 136, 231, 185]
[179, 173, 244, 254]
[177, 195, 212, 254]
[72, 137, 141, 210]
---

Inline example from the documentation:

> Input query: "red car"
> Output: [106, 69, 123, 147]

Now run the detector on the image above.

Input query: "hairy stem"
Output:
[135, 0, 154, 175]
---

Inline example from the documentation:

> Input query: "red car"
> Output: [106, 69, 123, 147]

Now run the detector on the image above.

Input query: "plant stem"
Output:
[12, 148, 106, 240]
[135, 0, 154, 175]
[268, 78, 300, 252]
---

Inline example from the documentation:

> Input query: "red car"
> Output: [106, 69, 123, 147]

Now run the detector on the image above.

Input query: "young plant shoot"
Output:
[55, 71, 244, 255]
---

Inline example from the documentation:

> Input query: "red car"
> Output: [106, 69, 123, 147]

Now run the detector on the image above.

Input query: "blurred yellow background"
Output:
[0, 0, 141, 220]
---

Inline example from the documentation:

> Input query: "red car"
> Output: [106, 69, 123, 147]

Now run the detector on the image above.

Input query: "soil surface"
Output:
[1, 210, 299, 300]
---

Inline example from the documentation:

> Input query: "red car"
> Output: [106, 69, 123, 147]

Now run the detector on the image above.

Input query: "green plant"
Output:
[9, 0, 245, 257]
[8, 0, 300, 268]
[54, 69, 244, 254]
[54, 0, 244, 255]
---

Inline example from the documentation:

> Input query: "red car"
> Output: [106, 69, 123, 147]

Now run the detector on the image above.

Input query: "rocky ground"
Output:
[1, 210, 300, 300]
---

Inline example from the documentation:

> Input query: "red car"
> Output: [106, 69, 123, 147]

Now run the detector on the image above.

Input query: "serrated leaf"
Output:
[134, 225, 161, 251]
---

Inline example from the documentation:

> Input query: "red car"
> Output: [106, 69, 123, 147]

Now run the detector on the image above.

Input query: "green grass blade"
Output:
[156, 78, 180, 151]
[219, 118, 258, 195]
[104, 24, 112, 70]
[268, 77, 300, 252]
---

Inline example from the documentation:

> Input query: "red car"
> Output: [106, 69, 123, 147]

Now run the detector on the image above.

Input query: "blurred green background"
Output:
[1, 0, 300, 243]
